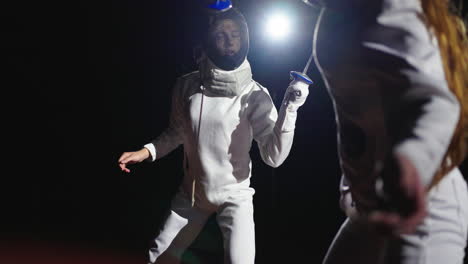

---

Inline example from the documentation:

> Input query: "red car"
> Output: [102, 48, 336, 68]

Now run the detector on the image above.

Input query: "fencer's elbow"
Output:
[267, 157, 285, 168]
[260, 144, 290, 167]
[272, 162, 283, 168]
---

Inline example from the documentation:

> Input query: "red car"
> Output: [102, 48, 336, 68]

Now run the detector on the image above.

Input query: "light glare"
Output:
[265, 14, 291, 40]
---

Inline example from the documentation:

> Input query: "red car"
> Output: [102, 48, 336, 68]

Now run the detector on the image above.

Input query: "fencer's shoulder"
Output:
[247, 80, 262, 91]
[168, 71, 201, 100]
[176, 71, 200, 84]
[173, 71, 201, 91]
[248, 81, 274, 103]
[252, 81, 272, 95]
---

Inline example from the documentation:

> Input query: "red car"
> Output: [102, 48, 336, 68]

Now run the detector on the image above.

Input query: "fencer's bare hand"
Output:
[370, 154, 427, 235]
[118, 148, 150, 173]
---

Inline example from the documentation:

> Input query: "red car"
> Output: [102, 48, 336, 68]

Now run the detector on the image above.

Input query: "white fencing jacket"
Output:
[145, 58, 299, 207]
[314, 0, 460, 213]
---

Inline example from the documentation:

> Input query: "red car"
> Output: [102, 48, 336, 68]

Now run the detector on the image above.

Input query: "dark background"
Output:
[4, 0, 468, 263]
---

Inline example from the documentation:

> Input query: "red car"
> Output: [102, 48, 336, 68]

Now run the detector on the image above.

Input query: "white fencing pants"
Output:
[148, 191, 255, 264]
[323, 168, 468, 264]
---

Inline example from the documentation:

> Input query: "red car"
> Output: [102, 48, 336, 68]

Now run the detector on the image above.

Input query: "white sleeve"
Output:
[363, 1, 460, 186]
[143, 143, 157, 162]
[249, 85, 300, 168]
[146, 78, 185, 161]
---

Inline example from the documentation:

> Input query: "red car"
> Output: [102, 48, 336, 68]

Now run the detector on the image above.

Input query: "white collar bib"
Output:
[200, 58, 253, 97]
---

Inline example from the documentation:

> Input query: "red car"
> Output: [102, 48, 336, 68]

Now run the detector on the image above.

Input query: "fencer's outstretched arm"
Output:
[145, 78, 185, 162]
[250, 80, 310, 168]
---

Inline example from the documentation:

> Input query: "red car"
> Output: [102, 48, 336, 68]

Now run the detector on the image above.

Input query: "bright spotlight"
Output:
[265, 13, 291, 40]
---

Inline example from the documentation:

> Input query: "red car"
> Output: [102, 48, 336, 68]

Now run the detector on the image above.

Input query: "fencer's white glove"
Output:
[282, 79, 310, 111]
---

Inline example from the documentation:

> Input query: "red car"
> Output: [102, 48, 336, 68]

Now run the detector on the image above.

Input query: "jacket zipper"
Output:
[191, 85, 205, 207]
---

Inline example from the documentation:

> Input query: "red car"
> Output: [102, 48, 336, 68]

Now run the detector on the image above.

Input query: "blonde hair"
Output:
[421, 0, 468, 188]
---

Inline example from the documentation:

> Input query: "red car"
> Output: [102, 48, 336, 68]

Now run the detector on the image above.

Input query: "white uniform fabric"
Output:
[144, 58, 307, 263]
[324, 169, 468, 264]
[312, 0, 468, 263]
[148, 190, 255, 264]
